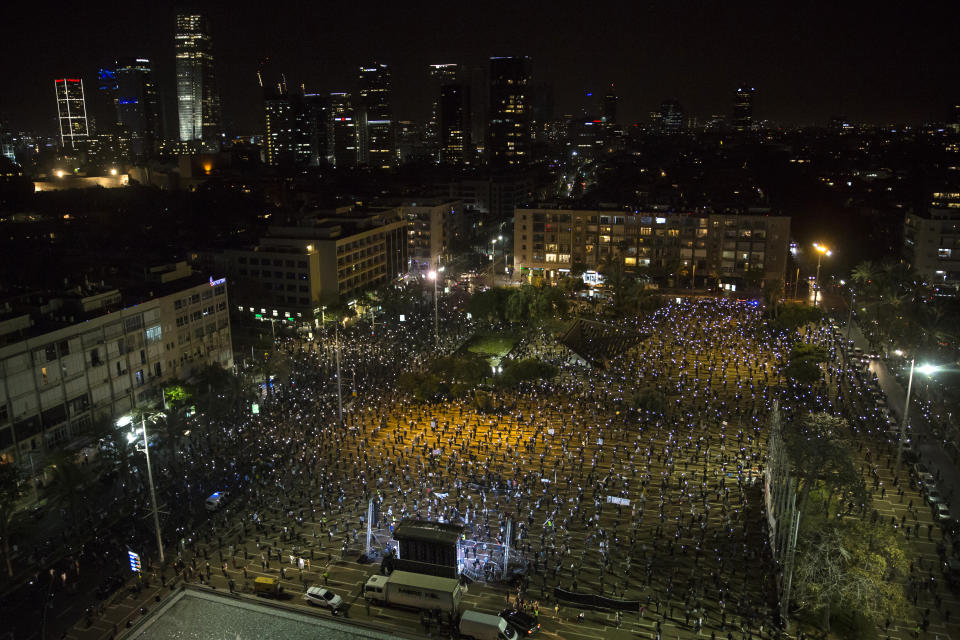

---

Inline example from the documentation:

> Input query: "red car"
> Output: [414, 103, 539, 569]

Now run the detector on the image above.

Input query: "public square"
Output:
[54, 295, 959, 640]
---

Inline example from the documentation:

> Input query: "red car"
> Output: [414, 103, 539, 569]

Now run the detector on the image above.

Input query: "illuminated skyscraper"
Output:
[427, 64, 460, 158]
[602, 84, 618, 126]
[733, 84, 754, 132]
[439, 84, 471, 165]
[357, 63, 394, 169]
[175, 13, 221, 143]
[55, 78, 90, 150]
[659, 100, 685, 134]
[329, 92, 358, 168]
[488, 56, 531, 166]
[263, 81, 312, 167]
[115, 57, 161, 159]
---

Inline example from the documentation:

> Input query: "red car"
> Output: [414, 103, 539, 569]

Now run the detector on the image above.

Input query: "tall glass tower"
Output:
[488, 56, 532, 166]
[733, 84, 755, 132]
[116, 58, 161, 159]
[55, 78, 90, 150]
[175, 13, 221, 143]
[357, 64, 394, 169]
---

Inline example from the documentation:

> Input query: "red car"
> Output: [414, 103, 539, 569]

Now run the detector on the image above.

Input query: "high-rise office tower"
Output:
[733, 84, 754, 132]
[175, 13, 221, 143]
[357, 63, 394, 169]
[115, 57, 161, 159]
[439, 84, 471, 165]
[262, 81, 312, 167]
[0, 120, 14, 163]
[427, 64, 460, 158]
[659, 100, 685, 134]
[303, 93, 330, 165]
[488, 56, 532, 166]
[602, 84, 618, 126]
[328, 92, 358, 168]
[55, 78, 90, 150]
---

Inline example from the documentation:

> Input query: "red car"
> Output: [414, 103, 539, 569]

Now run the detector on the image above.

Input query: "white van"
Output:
[459, 610, 516, 640]
[205, 491, 227, 511]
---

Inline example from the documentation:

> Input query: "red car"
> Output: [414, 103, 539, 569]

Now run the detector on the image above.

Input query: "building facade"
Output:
[263, 86, 312, 167]
[175, 13, 221, 144]
[55, 78, 90, 150]
[328, 92, 358, 168]
[439, 84, 471, 165]
[513, 207, 790, 285]
[357, 64, 394, 169]
[733, 84, 755, 132]
[903, 193, 960, 293]
[0, 269, 232, 465]
[488, 56, 531, 166]
[218, 210, 409, 318]
[390, 200, 458, 273]
[115, 57, 161, 160]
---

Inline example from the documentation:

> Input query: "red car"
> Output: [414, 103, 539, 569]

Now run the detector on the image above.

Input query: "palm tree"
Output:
[850, 261, 877, 293]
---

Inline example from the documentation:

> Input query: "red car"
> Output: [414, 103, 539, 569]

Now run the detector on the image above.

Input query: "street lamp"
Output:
[812, 243, 831, 307]
[897, 357, 939, 467]
[116, 412, 165, 564]
[428, 267, 444, 349]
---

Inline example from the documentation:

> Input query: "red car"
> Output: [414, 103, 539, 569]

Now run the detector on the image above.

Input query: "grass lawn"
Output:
[465, 335, 517, 357]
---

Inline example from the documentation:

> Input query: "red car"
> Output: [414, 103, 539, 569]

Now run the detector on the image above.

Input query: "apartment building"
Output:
[903, 192, 960, 294]
[513, 207, 790, 285]
[217, 208, 408, 319]
[0, 263, 232, 464]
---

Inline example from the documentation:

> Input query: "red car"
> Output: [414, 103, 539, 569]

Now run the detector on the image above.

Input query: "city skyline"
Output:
[1, 2, 958, 137]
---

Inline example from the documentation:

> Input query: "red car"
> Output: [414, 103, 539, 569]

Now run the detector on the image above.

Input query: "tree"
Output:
[763, 279, 785, 318]
[793, 519, 907, 632]
[0, 463, 23, 577]
[776, 303, 823, 331]
[90, 416, 136, 490]
[569, 260, 587, 280]
[784, 413, 865, 518]
[850, 260, 877, 292]
[784, 343, 829, 386]
[44, 454, 95, 525]
[598, 257, 640, 316]
[631, 386, 667, 413]
[505, 286, 534, 324]
[467, 288, 511, 324]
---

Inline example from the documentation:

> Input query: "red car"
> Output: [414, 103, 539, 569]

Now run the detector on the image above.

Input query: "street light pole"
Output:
[897, 356, 916, 469]
[141, 414, 164, 564]
[812, 243, 831, 307]
[429, 268, 443, 349]
[813, 253, 823, 307]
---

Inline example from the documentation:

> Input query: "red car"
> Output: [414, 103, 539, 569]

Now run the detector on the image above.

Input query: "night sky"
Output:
[2, 1, 958, 136]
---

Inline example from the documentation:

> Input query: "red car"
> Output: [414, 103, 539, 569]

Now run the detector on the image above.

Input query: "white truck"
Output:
[363, 571, 463, 613]
[459, 610, 517, 640]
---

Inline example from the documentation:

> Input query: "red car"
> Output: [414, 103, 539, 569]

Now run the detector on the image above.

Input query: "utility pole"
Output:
[141, 413, 164, 563]
[897, 356, 916, 468]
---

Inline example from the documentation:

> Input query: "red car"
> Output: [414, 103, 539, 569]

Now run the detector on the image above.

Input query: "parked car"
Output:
[500, 608, 541, 636]
[934, 503, 951, 523]
[305, 586, 342, 610]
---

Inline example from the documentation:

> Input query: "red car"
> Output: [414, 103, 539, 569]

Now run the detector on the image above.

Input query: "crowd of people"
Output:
[37, 284, 956, 639]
